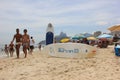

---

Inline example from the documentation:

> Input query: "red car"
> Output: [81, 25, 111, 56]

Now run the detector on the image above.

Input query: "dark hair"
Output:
[115, 43, 118, 46]
[16, 28, 19, 30]
[16, 28, 19, 32]
[24, 29, 27, 32]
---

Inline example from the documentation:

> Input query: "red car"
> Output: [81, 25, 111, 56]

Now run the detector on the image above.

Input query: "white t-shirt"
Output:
[30, 39, 34, 46]
[115, 45, 120, 48]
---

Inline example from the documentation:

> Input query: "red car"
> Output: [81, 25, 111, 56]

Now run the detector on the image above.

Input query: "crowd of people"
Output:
[63, 34, 119, 48]
[4, 42, 15, 57]
[4, 28, 35, 58]
[65, 37, 108, 48]
[3, 29, 120, 59]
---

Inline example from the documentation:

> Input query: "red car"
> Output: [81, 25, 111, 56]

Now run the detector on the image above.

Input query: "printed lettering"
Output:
[58, 48, 79, 53]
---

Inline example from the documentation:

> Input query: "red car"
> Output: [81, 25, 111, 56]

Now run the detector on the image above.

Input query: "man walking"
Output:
[12, 28, 22, 58]
[22, 29, 30, 58]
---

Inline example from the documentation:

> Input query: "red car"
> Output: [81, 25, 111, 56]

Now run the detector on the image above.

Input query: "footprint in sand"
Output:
[19, 77, 27, 80]
[20, 72, 29, 76]
[0, 78, 5, 80]
[0, 67, 3, 70]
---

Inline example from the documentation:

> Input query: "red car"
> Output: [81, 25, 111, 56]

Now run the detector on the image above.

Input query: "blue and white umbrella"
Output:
[72, 34, 86, 40]
[97, 34, 113, 38]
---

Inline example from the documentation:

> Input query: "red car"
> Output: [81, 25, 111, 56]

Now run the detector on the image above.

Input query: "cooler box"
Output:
[114, 45, 120, 56]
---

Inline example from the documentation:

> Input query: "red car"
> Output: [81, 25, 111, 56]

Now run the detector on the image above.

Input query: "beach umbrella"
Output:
[112, 27, 120, 31]
[87, 37, 96, 40]
[97, 34, 113, 39]
[72, 36, 80, 40]
[60, 38, 70, 43]
[108, 25, 120, 31]
[72, 34, 85, 40]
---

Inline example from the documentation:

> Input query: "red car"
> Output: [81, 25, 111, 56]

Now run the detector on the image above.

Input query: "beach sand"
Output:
[0, 46, 120, 80]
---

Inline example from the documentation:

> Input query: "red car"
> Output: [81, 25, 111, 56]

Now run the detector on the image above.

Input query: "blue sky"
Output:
[0, 0, 120, 44]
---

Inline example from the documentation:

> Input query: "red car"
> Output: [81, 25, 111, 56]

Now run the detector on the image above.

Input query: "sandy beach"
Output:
[0, 46, 120, 80]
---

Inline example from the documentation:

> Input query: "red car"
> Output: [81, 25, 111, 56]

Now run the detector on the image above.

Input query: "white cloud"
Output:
[96, 21, 108, 26]
[0, 0, 120, 43]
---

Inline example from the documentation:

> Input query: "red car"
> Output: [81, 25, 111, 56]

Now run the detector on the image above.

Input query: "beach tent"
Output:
[97, 34, 113, 39]
[108, 25, 120, 31]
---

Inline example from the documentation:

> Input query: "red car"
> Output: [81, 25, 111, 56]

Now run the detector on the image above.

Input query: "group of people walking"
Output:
[4, 42, 14, 57]
[4, 28, 35, 58]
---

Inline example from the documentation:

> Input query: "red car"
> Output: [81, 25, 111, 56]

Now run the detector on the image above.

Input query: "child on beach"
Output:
[4, 44, 9, 57]
[39, 44, 41, 50]
[9, 42, 15, 57]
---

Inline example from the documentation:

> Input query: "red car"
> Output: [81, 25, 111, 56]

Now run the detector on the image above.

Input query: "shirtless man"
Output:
[22, 29, 30, 58]
[12, 28, 22, 58]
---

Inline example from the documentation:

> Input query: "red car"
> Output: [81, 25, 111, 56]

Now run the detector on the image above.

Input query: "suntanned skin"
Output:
[22, 29, 30, 58]
[12, 28, 22, 58]
[4, 44, 9, 57]
[9, 42, 15, 57]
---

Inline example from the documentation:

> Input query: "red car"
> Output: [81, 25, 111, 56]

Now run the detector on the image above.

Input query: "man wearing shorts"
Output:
[12, 28, 22, 58]
[22, 29, 30, 58]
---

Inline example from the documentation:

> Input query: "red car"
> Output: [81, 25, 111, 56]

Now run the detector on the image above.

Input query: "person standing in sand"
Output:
[38, 44, 41, 51]
[4, 44, 9, 57]
[9, 41, 15, 57]
[12, 28, 22, 58]
[29, 36, 35, 54]
[22, 29, 30, 58]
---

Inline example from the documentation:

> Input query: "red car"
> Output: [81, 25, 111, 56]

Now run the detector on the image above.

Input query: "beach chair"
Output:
[114, 48, 120, 56]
